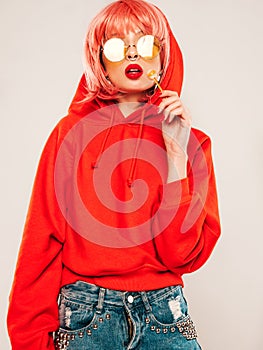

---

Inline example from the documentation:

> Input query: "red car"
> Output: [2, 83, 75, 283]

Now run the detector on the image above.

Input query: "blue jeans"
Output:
[54, 281, 202, 350]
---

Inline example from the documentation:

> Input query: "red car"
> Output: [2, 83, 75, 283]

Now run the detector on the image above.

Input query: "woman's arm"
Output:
[7, 121, 69, 350]
[152, 132, 221, 273]
[160, 90, 192, 182]
[152, 91, 220, 272]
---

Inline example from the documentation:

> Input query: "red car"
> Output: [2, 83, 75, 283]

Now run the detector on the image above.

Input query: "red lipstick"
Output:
[125, 64, 143, 80]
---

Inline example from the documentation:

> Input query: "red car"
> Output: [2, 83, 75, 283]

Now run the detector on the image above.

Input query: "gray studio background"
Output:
[1, 0, 262, 349]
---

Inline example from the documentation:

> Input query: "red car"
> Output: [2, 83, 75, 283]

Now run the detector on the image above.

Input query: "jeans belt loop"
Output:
[140, 291, 152, 313]
[96, 287, 106, 314]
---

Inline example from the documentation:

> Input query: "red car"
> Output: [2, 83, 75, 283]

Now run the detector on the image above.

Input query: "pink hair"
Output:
[83, 0, 170, 101]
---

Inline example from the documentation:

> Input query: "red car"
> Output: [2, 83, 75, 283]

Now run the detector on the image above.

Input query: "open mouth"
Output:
[125, 64, 143, 80]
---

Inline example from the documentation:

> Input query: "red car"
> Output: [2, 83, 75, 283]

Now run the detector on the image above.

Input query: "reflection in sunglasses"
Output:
[102, 35, 161, 63]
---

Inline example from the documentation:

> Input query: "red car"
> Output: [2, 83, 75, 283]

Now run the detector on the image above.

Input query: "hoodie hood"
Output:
[66, 19, 184, 187]
[68, 19, 183, 116]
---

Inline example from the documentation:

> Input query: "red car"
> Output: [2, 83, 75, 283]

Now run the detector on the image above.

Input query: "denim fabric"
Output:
[54, 281, 202, 350]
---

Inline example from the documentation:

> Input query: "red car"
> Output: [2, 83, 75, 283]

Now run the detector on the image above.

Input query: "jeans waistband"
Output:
[61, 281, 182, 311]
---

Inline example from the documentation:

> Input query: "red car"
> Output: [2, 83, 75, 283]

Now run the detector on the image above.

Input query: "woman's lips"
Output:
[125, 64, 143, 80]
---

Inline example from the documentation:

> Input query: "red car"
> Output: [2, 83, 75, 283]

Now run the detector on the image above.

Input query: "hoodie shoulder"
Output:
[191, 127, 211, 144]
[187, 127, 213, 159]
[52, 114, 81, 139]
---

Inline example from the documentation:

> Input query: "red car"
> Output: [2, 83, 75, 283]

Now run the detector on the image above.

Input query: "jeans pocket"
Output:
[58, 296, 96, 332]
[150, 286, 188, 326]
[148, 286, 198, 341]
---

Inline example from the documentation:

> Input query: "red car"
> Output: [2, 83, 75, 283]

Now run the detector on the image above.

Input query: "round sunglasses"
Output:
[102, 35, 161, 62]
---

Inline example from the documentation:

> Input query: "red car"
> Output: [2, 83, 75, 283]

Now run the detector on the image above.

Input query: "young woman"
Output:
[7, 1, 220, 349]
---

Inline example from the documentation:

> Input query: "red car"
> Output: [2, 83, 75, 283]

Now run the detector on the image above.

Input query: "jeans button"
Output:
[127, 295, 134, 303]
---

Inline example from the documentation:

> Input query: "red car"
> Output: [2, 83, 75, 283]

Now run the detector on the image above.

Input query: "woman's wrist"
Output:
[166, 153, 188, 183]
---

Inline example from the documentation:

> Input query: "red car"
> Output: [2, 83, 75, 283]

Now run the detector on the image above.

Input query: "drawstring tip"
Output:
[127, 178, 133, 187]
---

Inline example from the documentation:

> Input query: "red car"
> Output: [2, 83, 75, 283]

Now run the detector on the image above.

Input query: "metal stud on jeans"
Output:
[176, 316, 198, 340]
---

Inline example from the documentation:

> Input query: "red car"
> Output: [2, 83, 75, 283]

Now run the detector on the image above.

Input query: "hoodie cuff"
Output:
[159, 177, 190, 207]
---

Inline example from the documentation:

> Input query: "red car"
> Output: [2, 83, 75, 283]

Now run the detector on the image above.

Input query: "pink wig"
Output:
[83, 0, 170, 101]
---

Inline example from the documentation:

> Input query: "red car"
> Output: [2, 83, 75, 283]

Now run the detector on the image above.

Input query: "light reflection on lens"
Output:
[102, 35, 161, 62]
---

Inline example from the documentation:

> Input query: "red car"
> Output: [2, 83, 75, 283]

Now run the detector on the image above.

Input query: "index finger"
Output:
[160, 90, 179, 98]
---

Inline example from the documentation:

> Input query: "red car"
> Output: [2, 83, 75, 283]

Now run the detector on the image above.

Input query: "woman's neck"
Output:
[117, 92, 145, 117]
[117, 101, 144, 117]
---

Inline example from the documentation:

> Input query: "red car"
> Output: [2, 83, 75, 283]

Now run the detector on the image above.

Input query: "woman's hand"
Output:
[159, 90, 192, 182]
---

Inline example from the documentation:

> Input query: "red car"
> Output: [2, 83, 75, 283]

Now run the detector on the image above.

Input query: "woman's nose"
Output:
[126, 44, 139, 61]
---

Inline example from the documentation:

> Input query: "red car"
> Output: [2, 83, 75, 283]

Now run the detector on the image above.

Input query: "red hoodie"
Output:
[7, 21, 220, 350]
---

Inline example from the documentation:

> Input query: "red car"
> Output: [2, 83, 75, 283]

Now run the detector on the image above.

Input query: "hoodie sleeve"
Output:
[7, 120, 70, 350]
[152, 134, 221, 273]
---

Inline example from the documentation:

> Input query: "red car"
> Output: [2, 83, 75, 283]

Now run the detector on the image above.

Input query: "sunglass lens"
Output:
[103, 38, 125, 62]
[137, 35, 160, 60]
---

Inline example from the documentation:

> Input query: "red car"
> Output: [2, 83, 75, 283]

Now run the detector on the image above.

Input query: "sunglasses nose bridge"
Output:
[125, 44, 139, 61]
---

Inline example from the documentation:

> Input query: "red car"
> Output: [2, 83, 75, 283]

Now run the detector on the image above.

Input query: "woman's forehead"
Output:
[107, 29, 144, 40]
[104, 18, 148, 38]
